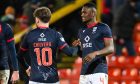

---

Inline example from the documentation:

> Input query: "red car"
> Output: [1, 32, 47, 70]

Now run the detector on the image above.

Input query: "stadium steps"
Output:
[108, 56, 140, 84]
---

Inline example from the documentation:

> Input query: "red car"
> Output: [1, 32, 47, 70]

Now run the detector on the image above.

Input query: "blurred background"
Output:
[1, 0, 140, 84]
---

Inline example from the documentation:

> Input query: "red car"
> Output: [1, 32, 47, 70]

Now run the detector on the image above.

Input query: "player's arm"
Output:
[83, 25, 114, 63]
[4, 24, 19, 83]
[94, 38, 114, 56]
[72, 39, 82, 57]
[72, 30, 83, 57]
[60, 43, 78, 56]
[57, 32, 78, 56]
[17, 34, 30, 70]
[5, 24, 19, 71]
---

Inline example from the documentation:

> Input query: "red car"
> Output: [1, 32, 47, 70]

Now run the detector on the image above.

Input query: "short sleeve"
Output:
[57, 32, 67, 50]
[4, 24, 14, 43]
[102, 24, 112, 38]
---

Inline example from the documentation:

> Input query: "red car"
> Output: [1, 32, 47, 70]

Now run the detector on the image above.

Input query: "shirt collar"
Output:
[87, 22, 98, 28]
[38, 26, 49, 29]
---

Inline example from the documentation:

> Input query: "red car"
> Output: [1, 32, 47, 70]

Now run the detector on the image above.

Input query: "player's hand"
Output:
[83, 52, 97, 63]
[26, 66, 31, 76]
[72, 39, 81, 46]
[11, 71, 19, 84]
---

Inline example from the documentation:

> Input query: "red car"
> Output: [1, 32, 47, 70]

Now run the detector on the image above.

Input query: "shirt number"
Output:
[34, 48, 52, 66]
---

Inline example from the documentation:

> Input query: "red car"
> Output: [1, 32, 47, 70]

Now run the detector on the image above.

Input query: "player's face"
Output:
[81, 7, 94, 23]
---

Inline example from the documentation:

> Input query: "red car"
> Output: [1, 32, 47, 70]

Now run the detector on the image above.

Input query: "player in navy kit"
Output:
[0, 22, 19, 84]
[73, 2, 114, 84]
[18, 7, 77, 84]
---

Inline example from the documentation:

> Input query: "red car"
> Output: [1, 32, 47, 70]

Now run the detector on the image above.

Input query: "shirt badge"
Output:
[92, 27, 97, 34]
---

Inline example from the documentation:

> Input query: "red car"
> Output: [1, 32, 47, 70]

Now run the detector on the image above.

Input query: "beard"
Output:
[82, 19, 91, 25]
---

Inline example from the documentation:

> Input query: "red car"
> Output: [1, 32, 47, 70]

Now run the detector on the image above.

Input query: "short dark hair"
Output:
[83, 2, 96, 9]
[33, 7, 51, 23]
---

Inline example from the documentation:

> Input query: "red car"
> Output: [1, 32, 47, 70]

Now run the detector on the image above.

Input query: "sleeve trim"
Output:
[59, 43, 67, 50]
[20, 47, 28, 51]
[104, 37, 113, 40]
[0, 24, 2, 33]
[7, 38, 14, 43]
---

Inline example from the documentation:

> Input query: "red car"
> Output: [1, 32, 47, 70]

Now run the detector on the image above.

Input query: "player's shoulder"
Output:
[97, 22, 111, 31]
[0, 22, 12, 32]
[0, 22, 10, 28]
[98, 22, 110, 29]
[98, 22, 110, 28]
[48, 28, 62, 35]
[23, 28, 37, 37]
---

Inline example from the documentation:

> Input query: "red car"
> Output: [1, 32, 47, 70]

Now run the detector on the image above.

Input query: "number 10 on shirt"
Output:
[34, 47, 52, 66]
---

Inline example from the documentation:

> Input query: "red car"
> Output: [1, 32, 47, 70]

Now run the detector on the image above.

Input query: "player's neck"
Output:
[37, 23, 49, 29]
[87, 19, 98, 28]
[87, 18, 97, 25]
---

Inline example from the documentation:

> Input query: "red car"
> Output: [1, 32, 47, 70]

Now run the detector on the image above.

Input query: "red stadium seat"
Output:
[108, 80, 120, 84]
[108, 68, 121, 80]
[137, 80, 140, 84]
[133, 56, 140, 68]
[122, 68, 138, 80]
[108, 56, 118, 67]
[135, 45, 140, 55]
[108, 56, 127, 68]
[121, 80, 137, 84]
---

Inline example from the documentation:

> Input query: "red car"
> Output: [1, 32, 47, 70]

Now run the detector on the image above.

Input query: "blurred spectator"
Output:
[101, 0, 113, 28]
[23, 0, 40, 25]
[113, 0, 139, 56]
[14, 15, 29, 34]
[135, 1, 140, 18]
[112, 0, 127, 15]
[1, 6, 16, 27]
[40, 0, 56, 12]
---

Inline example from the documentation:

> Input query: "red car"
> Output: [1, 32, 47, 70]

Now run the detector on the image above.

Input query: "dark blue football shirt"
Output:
[0, 22, 18, 70]
[19, 27, 77, 83]
[78, 22, 112, 75]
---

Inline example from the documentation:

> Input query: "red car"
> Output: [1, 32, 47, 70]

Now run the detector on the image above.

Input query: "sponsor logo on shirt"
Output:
[83, 35, 92, 48]
[38, 33, 46, 41]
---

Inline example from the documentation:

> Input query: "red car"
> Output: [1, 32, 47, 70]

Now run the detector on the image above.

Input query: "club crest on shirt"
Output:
[60, 37, 65, 42]
[83, 30, 85, 33]
[92, 27, 97, 34]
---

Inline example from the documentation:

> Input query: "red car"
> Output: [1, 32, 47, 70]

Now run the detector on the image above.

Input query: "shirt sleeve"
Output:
[17, 34, 29, 69]
[102, 24, 112, 39]
[56, 32, 78, 56]
[4, 24, 19, 71]
[57, 32, 68, 50]
[20, 33, 29, 51]
[4, 24, 14, 43]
